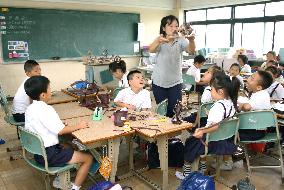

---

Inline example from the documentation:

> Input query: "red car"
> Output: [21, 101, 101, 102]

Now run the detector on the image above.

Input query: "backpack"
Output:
[176, 171, 215, 190]
[231, 178, 256, 190]
[147, 138, 184, 169]
[87, 181, 132, 190]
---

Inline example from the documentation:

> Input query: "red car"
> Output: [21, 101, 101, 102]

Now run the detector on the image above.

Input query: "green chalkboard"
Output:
[0, 7, 139, 63]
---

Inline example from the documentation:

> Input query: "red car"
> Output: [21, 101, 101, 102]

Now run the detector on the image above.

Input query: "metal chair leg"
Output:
[44, 173, 51, 190]
[243, 144, 251, 178]
[277, 140, 284, 183]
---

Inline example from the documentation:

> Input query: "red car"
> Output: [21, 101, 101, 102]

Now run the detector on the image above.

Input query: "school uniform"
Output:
[152, 38, 189, 117]
[239, 90, 271, 141]
[12, 77, 30, 122]
[185, 64, 200, 90]
[236, 75, 244, 88]
[241, 64, 251, 73]
[201, 86, 212, 104]
[266, 81, 284, 100]
[184, 99, 237, 163]
[25, 100, 74, 167]
[118, 71, 129, 88]
[114, 87, 151, 109]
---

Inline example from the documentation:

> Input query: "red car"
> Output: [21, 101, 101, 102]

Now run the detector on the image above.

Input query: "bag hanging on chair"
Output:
[177, 171, 215, 190]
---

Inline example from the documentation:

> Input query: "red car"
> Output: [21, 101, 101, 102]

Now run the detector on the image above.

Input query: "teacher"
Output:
[149, 15, 196, 117]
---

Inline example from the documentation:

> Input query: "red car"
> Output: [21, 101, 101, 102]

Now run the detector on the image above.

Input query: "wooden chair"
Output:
[18, 126, 77, 190]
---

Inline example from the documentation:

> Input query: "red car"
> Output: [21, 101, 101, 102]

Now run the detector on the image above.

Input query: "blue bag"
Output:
[87, 181, 114, 190]
[177, 171, 215, 190]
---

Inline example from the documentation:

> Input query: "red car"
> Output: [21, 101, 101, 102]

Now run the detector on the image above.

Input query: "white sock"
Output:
[71, 183, 81, 190]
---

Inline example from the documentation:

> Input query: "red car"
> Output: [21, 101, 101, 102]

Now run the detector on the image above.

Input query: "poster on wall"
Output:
[7, 41, 29, 58]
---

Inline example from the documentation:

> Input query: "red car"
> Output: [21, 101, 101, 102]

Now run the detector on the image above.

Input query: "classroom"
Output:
[0, 0, 284, 190]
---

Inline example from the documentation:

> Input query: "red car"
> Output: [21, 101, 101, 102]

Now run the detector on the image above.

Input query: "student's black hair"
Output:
[237, 55, 248, 65]
[265, 66, 281, 78]
[24, 76, 50, 101]
[210, 72, 240, 111]
[194, 55, 206, 64]
[230, 63, 241, 72]
[109, 60, 127, 73]
[256, 70, 273, 90]
[24, 60, 39, 73]
[209, 65, 223, 76]
[127, 70, 142, 81]
[159, 15, 179, 37]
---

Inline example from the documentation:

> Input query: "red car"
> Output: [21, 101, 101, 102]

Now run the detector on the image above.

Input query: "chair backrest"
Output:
[18, 126, 49, 170]
[207, 117, 239, 143]
[100, 69, 114, 84]
[0, 85, 11, 117]
[155, 99, 168, 116]
[236, 110, 277, 130]
[182, 74, 196, 87]
[199, 102, 214, 119]
[112, 87, 124, 100]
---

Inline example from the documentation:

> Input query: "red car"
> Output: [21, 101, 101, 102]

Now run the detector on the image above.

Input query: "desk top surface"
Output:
[68, 109, 193, 144]
[47, 91, 77, 105]
[53, 102, 93, 120]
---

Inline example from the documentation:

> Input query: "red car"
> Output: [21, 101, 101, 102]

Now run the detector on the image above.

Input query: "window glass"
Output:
[207, 7, 231, 20]
[242, 23, 264, 55]
[263, 22, 274, 53]
[185, 10, 206, 22]
[234, 23, 242, 48]
[192, 25, 206, 49]
[266, 1, 284, 16]
[274, 21, 284, 54]
[206, 24, 230, 48]
[235, 4, 264, 18]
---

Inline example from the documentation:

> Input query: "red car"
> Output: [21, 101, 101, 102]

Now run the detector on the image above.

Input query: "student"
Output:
[114, 70, 151, 110]
[12, 60, 41, 122]
[109, 59, 129, 88]
[24, 76, 93, 190]
[238, 70, 273, 141]
[265, 66, 284, 100]
[176, 73, 240, 179]
[261, 51, 277, 70]
[149, 15, 195, 117]
[201, 66, 224, 104]
[185, 55, 206, 90]
[229, 63, 244, 88]
[238, 55, 251, 73]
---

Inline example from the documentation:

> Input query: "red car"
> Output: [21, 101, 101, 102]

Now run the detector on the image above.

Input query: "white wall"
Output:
[0, 0, 173, 96]
[181, 0, 267, 10]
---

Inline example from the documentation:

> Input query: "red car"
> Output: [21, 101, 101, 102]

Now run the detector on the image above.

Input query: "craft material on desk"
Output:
[52, 102, 93, 120]
[47, 91, 77, 105]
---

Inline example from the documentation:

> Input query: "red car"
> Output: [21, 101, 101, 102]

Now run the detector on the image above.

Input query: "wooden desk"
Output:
[52, 102, 93, 120]
[128, 111, 193, 190]
[47, 91, 77, 105]
[66, 110, 135, 183]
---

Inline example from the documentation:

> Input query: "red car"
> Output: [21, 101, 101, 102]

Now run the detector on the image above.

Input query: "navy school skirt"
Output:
[34, 144, 74, 167]
[184, 135, 237, 163]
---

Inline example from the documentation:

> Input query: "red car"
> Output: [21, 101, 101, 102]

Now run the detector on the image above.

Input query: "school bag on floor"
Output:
[176, 171, 215, 190]
[231, 177, 256, 190]
[87, 181, 133, 190]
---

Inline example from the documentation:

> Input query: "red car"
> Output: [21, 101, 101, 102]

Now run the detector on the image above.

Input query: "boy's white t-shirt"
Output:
[185, 64, 200, 90]
[241, 64, 251, 73]
[114, 87, 151, 109]
[266, 81, 284, 100]
[12, 77, 30, 114]
[201, 86, 212, 104]
[206, 99, 235, 127]
[25, 100, 65, 148]
[118, 71, 129, 88]
[249, 90, 271, 110]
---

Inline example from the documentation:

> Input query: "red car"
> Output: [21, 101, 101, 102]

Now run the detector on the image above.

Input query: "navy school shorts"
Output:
[34, 144, 74, 167]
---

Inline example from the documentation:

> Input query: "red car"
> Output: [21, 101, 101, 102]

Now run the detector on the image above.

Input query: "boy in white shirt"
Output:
[265, 66, 284, 100]
[114, 70, 151, 110]
[109, 59, 129, 88]
[238, 70, 273, 141]
[185, 55, 206, 91]
[12, 60, 41, 122]
[24, 76, 93, 190]
[238, 55, 251, 73]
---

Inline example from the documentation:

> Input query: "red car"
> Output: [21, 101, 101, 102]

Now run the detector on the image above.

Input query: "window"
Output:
[235, 4, 264, 18]
[186, 10, 206, 22]
[266, 1, 284, 16]
[192, 25, 206, 49]
[241, 23, 264, 55]
[234, 23, 242, 48]
[274, 21, 284, 54]
[206, 24, 230, 48]
[207, 7, 231, 20]
[263, 22, 274, 53]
